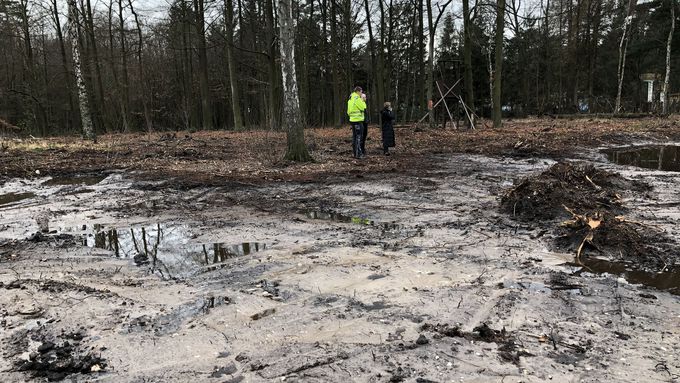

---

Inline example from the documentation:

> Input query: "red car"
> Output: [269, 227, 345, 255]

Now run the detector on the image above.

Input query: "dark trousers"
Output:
[351, 122, 363, 158]
[360, 122, 368, 154]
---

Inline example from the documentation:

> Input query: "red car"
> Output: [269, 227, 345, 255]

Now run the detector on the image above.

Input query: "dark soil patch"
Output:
[13, 330, 106, 381]
[420, 322, 531, 365]
[500, 162, 646, 221]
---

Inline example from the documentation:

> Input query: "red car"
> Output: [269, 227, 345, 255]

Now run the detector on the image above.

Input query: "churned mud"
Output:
[1, 119, 680, 382]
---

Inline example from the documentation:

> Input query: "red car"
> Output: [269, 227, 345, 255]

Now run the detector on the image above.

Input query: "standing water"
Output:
[603, 145, 680, 171]
[59, 223, 267, 278]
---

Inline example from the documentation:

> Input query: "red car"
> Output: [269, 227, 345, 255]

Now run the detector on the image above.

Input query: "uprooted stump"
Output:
[500, 162, 647, 221]
[555, 208, 676, 269]
[501, 162, 679, 270]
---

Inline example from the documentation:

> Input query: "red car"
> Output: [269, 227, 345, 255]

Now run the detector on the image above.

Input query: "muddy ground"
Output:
[1, 118, 679, 382]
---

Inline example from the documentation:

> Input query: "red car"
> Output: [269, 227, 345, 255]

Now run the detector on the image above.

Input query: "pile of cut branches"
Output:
[501, 162, 675, 270]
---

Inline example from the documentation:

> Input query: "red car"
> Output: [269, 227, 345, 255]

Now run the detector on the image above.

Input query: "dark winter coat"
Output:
[380, 108, 395, 147]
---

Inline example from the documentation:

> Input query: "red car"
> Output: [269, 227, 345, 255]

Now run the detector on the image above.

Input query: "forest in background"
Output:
[1, 0, 680, 137]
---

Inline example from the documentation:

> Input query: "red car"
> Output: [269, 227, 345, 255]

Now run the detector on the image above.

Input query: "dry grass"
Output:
[2, 117, 680, 185]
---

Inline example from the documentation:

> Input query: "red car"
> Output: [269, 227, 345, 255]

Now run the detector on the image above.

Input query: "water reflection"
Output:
[42, 175, 106, 186]
[576, 257, 680, 295]
[61, 223, 266, 278]
[0, 192, 36, 207]
[305, 210, 400, 229]
[603, 145, 680, 171]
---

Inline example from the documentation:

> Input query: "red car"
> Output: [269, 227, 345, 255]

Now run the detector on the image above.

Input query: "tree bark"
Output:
[18, 0, 44, 134]
[118, 0, 130, 131]
[663, 0, 675, 115]
[193, 0, 214, 129]
[425, 0, 453, 126]
[67, 0, 96, 141]
[224, 0, 244, 129]
[417, 0, 426, 113]
[128, 0, 152, 131]
[492, 0, 505, 128]
[364, 0, 382, 121]
[265, 0, 281, 130]
[278, 0, 312, 161]
[84, 0, 109, 133]
[377, 0, 387, 103]
[615, 0, 637, 114]
[330, 0, 343, 126]
[343, 0, 353, 96]
[462, 0, 475, 117]
[52, 0, 78, 131]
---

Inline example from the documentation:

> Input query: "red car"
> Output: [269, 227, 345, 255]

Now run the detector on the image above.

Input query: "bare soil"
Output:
[1, 118, 679, 383]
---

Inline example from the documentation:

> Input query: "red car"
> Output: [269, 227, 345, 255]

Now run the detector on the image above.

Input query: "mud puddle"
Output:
[577, 257, 680, 295]
[0, 192, 36, 207]
[60, 223, 267, 278]
[42, 174, 107, 186]
[603, 145, 680, 171]
[304, 210, 401, 229]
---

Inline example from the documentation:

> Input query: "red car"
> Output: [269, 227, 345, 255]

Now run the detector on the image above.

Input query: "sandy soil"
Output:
[1, 119, 679, 382]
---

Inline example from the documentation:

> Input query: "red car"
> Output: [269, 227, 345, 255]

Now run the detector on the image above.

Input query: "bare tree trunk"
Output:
[84, 0, 109, 133]
[330, 0, 343, 126]
[224, 0, 244, 129]
[118, 0, 130, 131]
[67, 0, 95, 141]
[343, 0, 353, 95]
[18, 0, 43, 134]
[364, 0, 380, 119]
[426, 0, 453, 126]
[462, 0, 475, 117]
[128, 0, 152, 131]
[52, 0, 78, 131]
[417, 0, 425, 113]
[265, 0, 281, 130]
[492, 0, 505, 128]
[193, 0, 214, 129]
[663, 0, 675, 115]
[615, 0, 637, 114]
[377, 0, 387, 104]
[278, 0, 311, 161]
[588, 0, 602, 101]
[571, 0, 582, 110]
[426, 0, 435, 125]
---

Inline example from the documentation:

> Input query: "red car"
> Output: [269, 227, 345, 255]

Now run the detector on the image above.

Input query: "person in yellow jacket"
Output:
[347, 86, 367, 158]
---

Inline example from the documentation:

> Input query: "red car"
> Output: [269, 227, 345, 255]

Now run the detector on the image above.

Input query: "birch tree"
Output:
[615, 0, 637, 114]
[278, 0, 312, 161]
[67, 0, 95, 141]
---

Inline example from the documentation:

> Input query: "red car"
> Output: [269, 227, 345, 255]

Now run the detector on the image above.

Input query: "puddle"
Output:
[577, 257, 680, 295]
[42, 175, 106, 186]
[0, 192, 36, 207]
[59, 223, 267, 278]
[603, 145, 680, 171]
[304, 210, 401, 230]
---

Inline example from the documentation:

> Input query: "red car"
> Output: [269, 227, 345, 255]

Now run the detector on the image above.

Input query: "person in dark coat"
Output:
[360, 93, 369, 155]
[380, 102, 395, 155]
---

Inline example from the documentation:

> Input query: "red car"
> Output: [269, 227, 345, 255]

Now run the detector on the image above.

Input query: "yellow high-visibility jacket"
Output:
[347, 92, 366, 122]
